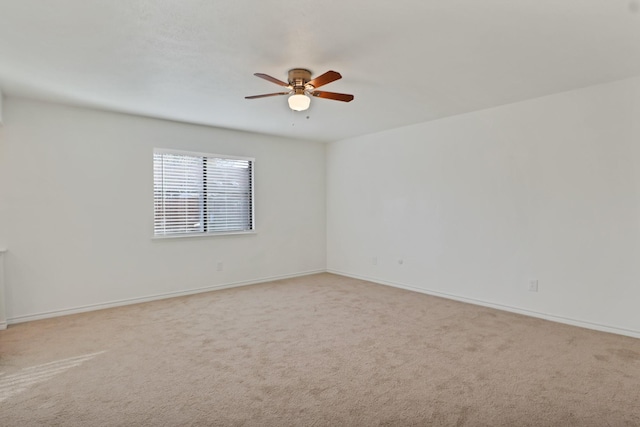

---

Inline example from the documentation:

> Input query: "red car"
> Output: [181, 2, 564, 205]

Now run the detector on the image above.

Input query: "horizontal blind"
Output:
[154, 152, 205, 235]
[154, 150, 254, 236]
[205, 158, 253, 232]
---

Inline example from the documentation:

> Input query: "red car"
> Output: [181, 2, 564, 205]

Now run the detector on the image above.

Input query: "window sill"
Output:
[152, 231, 257, 240]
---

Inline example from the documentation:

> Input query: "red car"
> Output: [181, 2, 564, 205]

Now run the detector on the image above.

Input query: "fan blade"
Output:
[311, 91, 354, 102]
[245, 92, 290, 99]
[306, 70, 342, 89]
[254, 73, 290, 87]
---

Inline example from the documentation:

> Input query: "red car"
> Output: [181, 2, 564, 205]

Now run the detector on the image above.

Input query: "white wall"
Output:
[3, 76, 640, 337]
[327, 76, 640, 337]
[0, 98, 326, 322]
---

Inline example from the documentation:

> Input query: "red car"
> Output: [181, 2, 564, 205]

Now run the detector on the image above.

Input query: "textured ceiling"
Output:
[1, 0, 640, 142]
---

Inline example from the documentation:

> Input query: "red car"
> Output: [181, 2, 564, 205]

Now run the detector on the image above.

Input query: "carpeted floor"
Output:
[1, 273, 640, 426]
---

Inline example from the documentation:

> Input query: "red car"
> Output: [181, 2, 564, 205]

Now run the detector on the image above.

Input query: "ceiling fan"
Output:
[245, 69, 354, 111]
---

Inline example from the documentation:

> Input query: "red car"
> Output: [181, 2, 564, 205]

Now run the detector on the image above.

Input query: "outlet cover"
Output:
[528, 280, 539, 292]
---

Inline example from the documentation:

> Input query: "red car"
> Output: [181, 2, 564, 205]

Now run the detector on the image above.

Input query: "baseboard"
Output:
[7, 269, 326, 325]
[0, 321, 6, 330]
[10, 269, 640, 340]
[327, 269, 640, 340]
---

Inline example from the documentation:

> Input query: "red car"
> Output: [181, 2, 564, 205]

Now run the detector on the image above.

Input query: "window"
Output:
[153, 149, 254, 237]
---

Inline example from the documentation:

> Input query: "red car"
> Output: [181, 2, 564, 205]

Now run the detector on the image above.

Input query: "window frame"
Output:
[152, 148, 256, 239]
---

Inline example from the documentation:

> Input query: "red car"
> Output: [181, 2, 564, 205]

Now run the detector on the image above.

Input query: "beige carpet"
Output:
[1, 273, 640, 426]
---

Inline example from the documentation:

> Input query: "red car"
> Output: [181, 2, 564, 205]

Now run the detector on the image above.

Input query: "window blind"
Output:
[154, 150, 254, 236]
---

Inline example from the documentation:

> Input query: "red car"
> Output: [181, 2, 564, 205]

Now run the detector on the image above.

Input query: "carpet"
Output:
[1, 273, 639, 426]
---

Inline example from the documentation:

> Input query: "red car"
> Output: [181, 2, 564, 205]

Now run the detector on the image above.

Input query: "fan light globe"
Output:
[288, 94, 311, 111]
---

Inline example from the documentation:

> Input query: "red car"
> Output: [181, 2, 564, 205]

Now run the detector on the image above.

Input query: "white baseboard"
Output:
[0, 321, 6, 330]
[327, 269, 640, 340]
[9, 268, 640, 340]
[7, 269, 325, 326]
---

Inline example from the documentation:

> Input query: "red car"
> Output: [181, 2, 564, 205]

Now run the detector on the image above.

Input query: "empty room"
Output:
[1, 1, 640, 425]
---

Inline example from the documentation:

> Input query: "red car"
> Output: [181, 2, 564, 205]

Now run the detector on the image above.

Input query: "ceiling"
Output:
[1, 1, 639, 143]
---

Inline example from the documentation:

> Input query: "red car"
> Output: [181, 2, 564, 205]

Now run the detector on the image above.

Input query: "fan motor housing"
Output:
[288, 68, 311, 87]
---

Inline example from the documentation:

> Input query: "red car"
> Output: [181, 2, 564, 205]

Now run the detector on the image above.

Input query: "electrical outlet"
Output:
[528, 279, 538, 292]
[372, 257, 377, 266]
[217, 261, 223, 272]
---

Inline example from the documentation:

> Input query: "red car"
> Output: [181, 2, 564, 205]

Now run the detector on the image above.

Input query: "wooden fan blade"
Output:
[311, 91, 354, 102]
[306, 70, 342, 89]
[254, 73, 290, 87]
[245, 92, 289, 99]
